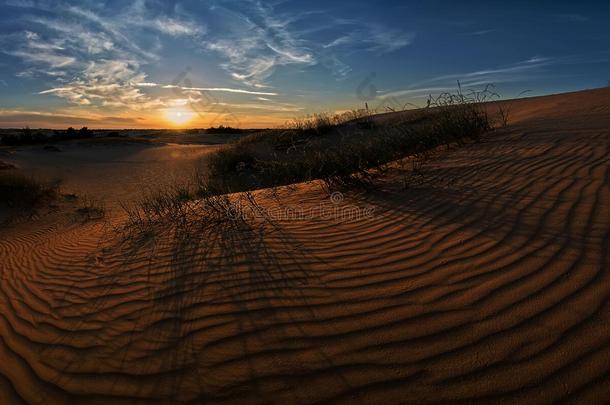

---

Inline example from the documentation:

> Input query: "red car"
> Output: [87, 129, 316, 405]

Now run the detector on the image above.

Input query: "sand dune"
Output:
[1, 88, 610, 403]
[1, 141, 218, 207]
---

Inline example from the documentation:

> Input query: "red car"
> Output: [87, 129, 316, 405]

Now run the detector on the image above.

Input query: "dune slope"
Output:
[1, 88, 610, 403]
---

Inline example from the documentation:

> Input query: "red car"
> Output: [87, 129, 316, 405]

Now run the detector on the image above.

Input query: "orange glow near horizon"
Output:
[163, 108, 196, 127]
[0, 106, 308, 129]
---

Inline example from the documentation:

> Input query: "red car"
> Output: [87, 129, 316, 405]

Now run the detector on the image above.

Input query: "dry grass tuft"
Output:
[205, 86, 496, 193]
[0, 172, 58, 211]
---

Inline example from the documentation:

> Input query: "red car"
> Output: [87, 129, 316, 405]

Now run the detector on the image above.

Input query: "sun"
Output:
[163, 108, 195, 126]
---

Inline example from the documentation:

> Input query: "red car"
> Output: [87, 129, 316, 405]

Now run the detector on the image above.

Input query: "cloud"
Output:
[554, 13, 590, 23]
[215, 102, 303, 113]
[465, 29, 496, 36]
[4, 0, 41, 9]
[323, 24, 413, 53]
[3, 0, 413, 121]
[313, 14, 414, 56]
[204, 1, 315, 85]
[11, 50, 75, 69]
[121, 1, 205, 38]
[64, 5, 159, 61]
[134, 82, 279, 96]
[5, 30, 76, 74]
[0, 108, 146, 128]
[379, 86, 457, 99]
[203, 1, 412, 85]
[28, 17, 115, 55]
[379, 57, 556, 101]
[38, 60, 162, 108]
[6, 1, 206, 111]
[149, 17, 203, 37]
[417, 57, 554, 87]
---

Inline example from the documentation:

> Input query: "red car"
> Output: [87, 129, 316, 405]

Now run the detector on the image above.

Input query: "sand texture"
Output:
[1, 88, 610, 403]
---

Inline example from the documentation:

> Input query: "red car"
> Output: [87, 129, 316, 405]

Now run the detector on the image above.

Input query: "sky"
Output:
[0, 0, 609, 128]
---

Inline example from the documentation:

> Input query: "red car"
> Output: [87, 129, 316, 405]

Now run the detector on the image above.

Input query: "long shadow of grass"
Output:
[103, 188, 358, 401]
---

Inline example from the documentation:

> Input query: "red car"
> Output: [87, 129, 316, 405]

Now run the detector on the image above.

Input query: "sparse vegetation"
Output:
[119, 85, 501, 237]
[495, 90, 531, 127]
[75, 195, 106, 221]
[0, 172, 58, 211]
[204, 125, 251, 134]
[0, 126, 95, 146]
[204, 85, 495, 193]
[120, 181, 246, 238]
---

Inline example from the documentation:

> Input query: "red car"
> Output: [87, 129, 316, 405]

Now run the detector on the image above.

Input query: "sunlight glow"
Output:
[163, 107, 195, 126]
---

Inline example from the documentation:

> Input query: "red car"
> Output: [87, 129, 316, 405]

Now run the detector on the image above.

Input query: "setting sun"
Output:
[163, 108, 195, 126]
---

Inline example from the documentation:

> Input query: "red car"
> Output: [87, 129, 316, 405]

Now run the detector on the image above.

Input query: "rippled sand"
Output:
[1, 88, 609, 403]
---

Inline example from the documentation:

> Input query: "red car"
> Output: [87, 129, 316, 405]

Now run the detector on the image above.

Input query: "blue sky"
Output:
[0, 0, 609, 128]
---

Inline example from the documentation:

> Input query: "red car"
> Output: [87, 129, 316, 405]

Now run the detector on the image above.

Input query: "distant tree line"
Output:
[204, 125, 249, 134]
[182, 126, 262, 135]
[0, 126, 94, 146]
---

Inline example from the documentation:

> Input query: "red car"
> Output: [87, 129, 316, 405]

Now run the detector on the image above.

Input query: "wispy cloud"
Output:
[2, 0, 413, 122]
[379, 57, 556, 101]
[5, 31, 76, 74]
[122, 1, 205, 38]
[204, 1, 315, 85]
[323, 24, 414, 53]
[38, 60, 160, 108]
[134, 82, 279, 96]
[465, 29, 496, 36]
[0, 108, 147, 127]
[149, 17, 202, 36]
[554, 13, 590, 23]
[4, 1, 207, 110]
[215, 102, 303, 113]
[203, 1, 413, 85]
[416, 57, 554, 87]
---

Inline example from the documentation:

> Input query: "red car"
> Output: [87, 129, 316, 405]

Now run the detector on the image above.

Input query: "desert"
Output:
[1, 88, 609, 403]
[1, 1, 610, 403]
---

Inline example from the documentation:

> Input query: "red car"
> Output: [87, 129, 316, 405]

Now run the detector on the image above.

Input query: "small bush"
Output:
[76, 195, 105, 221]
[78, 127, 93, 138]
[119, 85, 497, 237]
[120, 181, 245, 239]
[205, 125, 248, 134]
[0, 173, 58, 211]
[0, 126, 96, 146]
[208, 146, 257, 175]
[204, 85, 494, 194]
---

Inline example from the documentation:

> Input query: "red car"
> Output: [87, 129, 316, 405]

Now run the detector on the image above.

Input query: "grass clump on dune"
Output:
[0, 172, 58, 211]
[205, 85, 495, 193]
[119, 181, 248, 240]
[120, 86, 496, 236]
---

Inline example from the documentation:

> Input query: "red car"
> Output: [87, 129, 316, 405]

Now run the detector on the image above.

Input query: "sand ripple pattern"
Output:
[1, 88, 609, 403]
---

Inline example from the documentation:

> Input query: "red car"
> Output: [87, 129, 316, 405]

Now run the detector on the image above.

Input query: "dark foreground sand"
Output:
[0, 88, 609, 403]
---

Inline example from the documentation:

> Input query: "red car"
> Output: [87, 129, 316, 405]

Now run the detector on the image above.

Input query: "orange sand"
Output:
[0, 88, 609, 403]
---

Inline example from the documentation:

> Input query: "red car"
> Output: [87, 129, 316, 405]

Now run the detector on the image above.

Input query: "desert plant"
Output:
[204, 85, 494, 194]
[0, 128, 47, 145]
[205, 125, 248, 134]
[119, 178, 249, 241]
[0, 126, 99, 146]
[119, 84, 496, 237]
[495, 90, 531, 127]
[0, 172, 58, 211]
[76, 195, 106, 221]
[78, 127, 93, 138]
